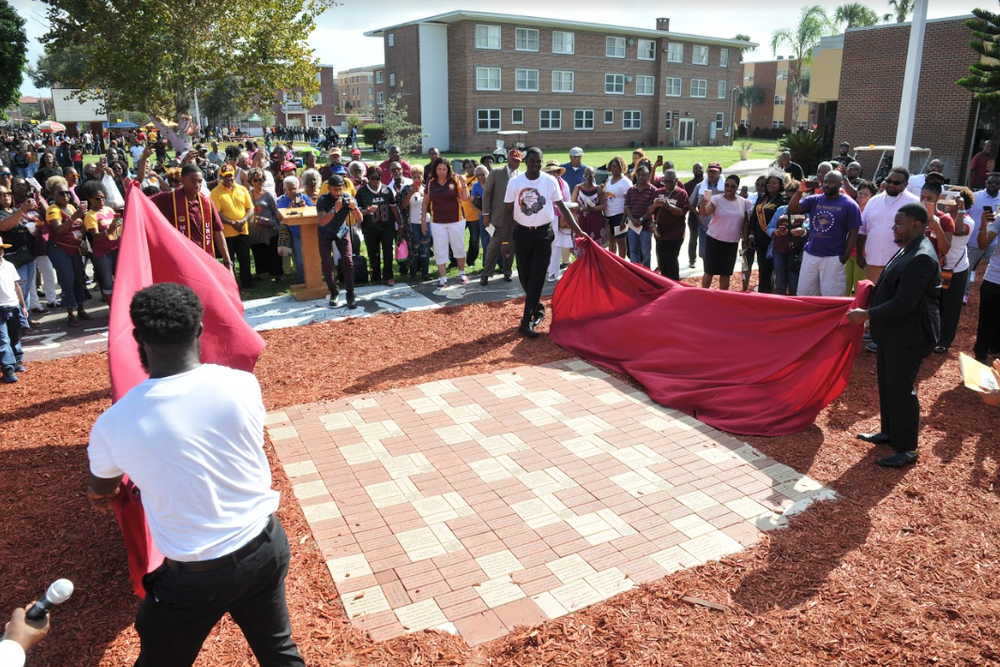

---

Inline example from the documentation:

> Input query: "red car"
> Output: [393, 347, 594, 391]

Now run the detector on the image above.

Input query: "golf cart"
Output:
[492, 131, 527, 164]
[852, 145, 932, 183]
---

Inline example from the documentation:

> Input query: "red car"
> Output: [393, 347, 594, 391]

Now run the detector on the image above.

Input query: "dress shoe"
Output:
[518, 321, 539, 338]
[531, 304, 545, 328]
[480, 275, 489, 286]
[857, 432, 891, 445]
[876, 450, 918, 468]
[933, 345, 947, 354]
[503, 275, 512, 282]
[865, 342, 877, 353]
[346, 293, 357, 309]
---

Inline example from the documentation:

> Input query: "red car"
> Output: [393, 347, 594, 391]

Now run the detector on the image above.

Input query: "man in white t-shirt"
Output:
[857, 166, 920, 284]
[906, 159, 943, 196]
[503, 147, 583, 337]
[0, 243, 29, 384]
[965, 172, 1000, 302]
[87, 283, 304, 667]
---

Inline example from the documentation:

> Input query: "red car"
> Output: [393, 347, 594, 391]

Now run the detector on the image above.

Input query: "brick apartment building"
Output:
[270, 64, 340, 128]
[337, 65, 380, 115]
[365, 11, 752, 153]
[736, 58, 810, 133]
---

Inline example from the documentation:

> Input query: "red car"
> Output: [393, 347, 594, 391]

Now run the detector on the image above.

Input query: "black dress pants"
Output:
[226, 235, 252, 288]
[686, 213, 699, 265]
[876, 343, 930, 453]
[656, 237, 684, 281]
[134, 516, 304, 667]
[363, 225, 394, 282]
[974, 279, 1000, 359]
[319, 232, 354, 297]
[937, 268, 967, 349]
[514, 223, 553, 325]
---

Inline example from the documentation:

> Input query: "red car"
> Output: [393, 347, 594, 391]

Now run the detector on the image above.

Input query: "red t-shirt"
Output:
[926, 212, 954, 265]
[427, 176, 462, 223]
[969, 151, 994, 188]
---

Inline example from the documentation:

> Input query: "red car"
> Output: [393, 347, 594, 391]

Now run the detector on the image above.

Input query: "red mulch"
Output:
[4, 283, 1000, 667]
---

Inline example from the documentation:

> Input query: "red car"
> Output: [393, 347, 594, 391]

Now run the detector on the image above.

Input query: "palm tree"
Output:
[834, 2, 881, 28]
[884, 0, 916, 23]
[771, 5, 837, 126]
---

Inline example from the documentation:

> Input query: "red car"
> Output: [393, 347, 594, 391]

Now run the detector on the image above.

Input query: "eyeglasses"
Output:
[886, 179, 905, 186]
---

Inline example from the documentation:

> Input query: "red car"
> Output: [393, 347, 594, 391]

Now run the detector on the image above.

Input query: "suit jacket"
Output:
[869, 235, 941, 348]
[482, 166, 518, 230]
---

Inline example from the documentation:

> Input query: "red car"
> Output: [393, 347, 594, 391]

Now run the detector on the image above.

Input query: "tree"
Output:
[771, 5, 837, 128]
[957, 8, 1000, 141]
[834, 3, 881, 28]
[28, 43, 89, 89]
[884, 0, 916, 23]
[201, 77, 245, 127]
[39, 0, 335, 151]
[378, 95, 427, 159]
[0, 0, 28, 121]
[735, 86, 765, 125]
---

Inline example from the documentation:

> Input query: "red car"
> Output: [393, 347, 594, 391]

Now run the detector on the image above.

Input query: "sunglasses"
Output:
[886, 179, 904, 186]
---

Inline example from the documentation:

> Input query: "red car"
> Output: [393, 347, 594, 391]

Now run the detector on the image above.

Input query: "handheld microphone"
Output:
[25, 579, 74, 621]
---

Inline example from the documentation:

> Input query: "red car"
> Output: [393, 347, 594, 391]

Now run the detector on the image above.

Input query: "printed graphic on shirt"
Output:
[517, 188, 547, 217]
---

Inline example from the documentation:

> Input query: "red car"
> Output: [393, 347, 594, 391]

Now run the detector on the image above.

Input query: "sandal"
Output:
[67, 314, 80, 328]
[77, 309, 92, 321]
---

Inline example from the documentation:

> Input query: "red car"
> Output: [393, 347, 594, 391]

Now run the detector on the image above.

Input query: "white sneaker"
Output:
[546, 274, 557, 282]
[459, 273, 469, 284]
[438, 277, 447, 287]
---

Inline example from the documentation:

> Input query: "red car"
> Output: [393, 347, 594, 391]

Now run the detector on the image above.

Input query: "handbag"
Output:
[940, 268, 953, 290]
[396, 238, 409, 261]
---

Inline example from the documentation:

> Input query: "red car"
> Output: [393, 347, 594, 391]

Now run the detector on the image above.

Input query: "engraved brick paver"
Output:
[267, 360, 834, 643]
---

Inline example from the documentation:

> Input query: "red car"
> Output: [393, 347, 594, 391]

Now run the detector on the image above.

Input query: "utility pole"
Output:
[894, 0, 928, 169]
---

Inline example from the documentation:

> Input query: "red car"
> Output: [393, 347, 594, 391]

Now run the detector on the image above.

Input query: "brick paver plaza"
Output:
[266, 360, 835, 644]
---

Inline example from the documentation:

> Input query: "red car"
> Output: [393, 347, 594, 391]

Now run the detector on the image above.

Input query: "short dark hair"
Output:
[327, 174, 345, 188]
[889, 166, 910, 181]
[525, 146, 544, 160]
[365, 166, 381, 180]
[726, 174, 741, 186]
[79, 179, 106, 202]
[920, 181, 943, 197]
[898, 202, 928, 225]
[480, 155, 493, 164]
[130, 283, 203, 346]
[855, 180, 877, 197]
[181, 163, 203, 178]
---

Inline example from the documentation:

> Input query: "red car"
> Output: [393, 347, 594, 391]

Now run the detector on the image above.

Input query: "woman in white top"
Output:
[602, 155, 632, 259]
[935, 186, 972, 352]
[701, 174, 751, 290]
[400, 166, 430, 280]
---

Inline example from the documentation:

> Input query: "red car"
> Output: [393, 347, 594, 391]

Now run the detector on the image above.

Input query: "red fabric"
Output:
[108, 183, 266, 596]
[550, 238, 870, 437]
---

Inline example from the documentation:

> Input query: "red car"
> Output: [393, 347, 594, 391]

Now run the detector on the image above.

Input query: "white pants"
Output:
[430, 221, 466, 266]
[798, 252, 847, 297]
[35, 255, 58, 305]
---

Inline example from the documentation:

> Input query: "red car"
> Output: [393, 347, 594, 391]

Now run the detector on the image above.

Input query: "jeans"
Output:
[15, 260, 36, 311]
[318, 231, 354, 297]
[226, 235, 252, 288]
[363, 225, 395, 282]
[291, 234, 304, 285]
[0, 306, 23, 372]
[655, 238, 684, 281]
[974, 279, 1000, 359]
[627, 229, 652, 268]
[467, 219, 483, 267]
[92, 251, 118, 295]
[410, 223, 431, 278]
[772, 252, 800, 296]
[966, 243, 997, 299]
[47, 243, 87, 310]
[513, 223, 553, 325]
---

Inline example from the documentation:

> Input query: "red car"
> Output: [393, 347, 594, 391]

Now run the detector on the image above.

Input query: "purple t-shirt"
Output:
[797, 192, 861, 257]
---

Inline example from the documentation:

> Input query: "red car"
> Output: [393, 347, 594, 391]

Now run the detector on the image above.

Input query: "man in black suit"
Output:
[847, 203, 941, 468]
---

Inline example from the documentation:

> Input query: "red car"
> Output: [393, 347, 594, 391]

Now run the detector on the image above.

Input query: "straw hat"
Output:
[543, 159, 566, 177]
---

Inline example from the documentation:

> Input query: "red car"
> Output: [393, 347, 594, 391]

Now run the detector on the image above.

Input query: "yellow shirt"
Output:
[462, 174, 480, 222]
[210, 183, 252, 238]
[344, 179, 356, 197]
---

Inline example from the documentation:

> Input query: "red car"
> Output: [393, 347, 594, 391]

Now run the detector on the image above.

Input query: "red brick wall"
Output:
[384, 25, 423, 129]
[834, 18, 977, 183]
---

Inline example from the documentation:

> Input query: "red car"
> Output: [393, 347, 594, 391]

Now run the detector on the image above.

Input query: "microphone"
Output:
[25, 579, 74, 621]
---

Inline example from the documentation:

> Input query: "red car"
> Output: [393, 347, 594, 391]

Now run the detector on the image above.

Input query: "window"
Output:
[605, 73, 625, 94]
[715, 112, 725, 131]
[744, 73, 754, 82]
[310, 115, 325, 126]
[691, 79, 707, 98]
[552, 70, 574, 93]
[476, 67, 501, 91]
[623, 110, 641, 130]
[376, 92, 384, 105]
[718, 80, 727, 99]
[368, 87, 372, 96]
[553, 31, 575, 54]
[774, 95, 785, 106]
[574, 109, 594, 130]
[604, 109, 614, 124]
[606, 36, 625, 58]
[540, 109, 562, 130]
[388, 33, 395, 47]
[638, 39, 656, 61]
[476, 24, 501, 50]
[693, 45, 709, 65]
[719, 48, 729, 67]
[664, 77, 682, 97]
[516, 68, 539, 92]
[777, 69, 788, 81]
[375, 71, 383, 84]
[515, 28, 539, 52]
[772, 120, 785, 129]
[798, 120, 809, 129]
[389, 73, 396, 87]
[636, 75, 654, 96]
[377, 113, 384, 123]
[665, 114, 672, 131]
[477, 108, 501, 131]
[667, 42, 683, 63]
[512, 108, 524, 125]
[739, 118, 748, 128]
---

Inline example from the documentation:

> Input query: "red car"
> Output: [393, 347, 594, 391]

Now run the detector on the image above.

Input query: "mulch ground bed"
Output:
[3, 278, 1000, 666]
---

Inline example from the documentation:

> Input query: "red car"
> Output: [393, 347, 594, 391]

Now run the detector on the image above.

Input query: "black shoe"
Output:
[688, 262, 696, 269]
[346, 293, 357, 309]
[480, 275, 489, 286]
[531, 304, 545, 328]
[862, 332, 873, 342]
[857, 432, 891, 445]
[518, 321, 539, 338]
[933, 345, 947, 354]
[503, 275, 513, 282]
[865, 342, 877, 353]
[976, 356, 988, 364]
[876, 451, 918, 468]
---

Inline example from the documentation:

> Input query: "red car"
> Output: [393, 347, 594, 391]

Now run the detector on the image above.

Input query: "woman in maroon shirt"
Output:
[45, 177, 90, 326]
[420, 157, 470, 287]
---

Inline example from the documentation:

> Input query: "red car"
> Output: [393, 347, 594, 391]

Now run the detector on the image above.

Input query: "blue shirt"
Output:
[796, 192, 861, 257]
[561, 162, 589, 194]
[276, 193, 313, 238]
[471, 180, 485, 222]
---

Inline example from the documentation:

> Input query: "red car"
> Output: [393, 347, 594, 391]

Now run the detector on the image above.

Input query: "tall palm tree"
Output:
[771, 5, 837, 126]
[834, 2, 881, 28]
[884, 0, 916, 23]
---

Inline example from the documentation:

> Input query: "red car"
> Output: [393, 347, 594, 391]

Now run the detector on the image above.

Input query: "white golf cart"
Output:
[492, 130, 527, 164]
[852, 145, 932, 182]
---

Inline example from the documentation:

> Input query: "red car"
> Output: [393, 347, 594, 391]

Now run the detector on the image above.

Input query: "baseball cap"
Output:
[569, 147, 584, 157]
[0, 243, 12, 249]
[280, 161, 297, 172]
[350, 148, 362, 157]
[329, 147, 342, 157]
[219, 165, 235, 177]
[508, 148, 523, 159]
[707, 162, 722, 171]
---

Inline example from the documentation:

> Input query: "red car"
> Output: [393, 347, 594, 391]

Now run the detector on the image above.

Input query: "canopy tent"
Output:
[38, 120, 66, 133]
[108, 121, 140, 130]
[243, 113, 263, 123]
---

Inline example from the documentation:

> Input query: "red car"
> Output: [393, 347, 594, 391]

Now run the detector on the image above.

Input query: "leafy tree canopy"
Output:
[834, 3, 882, 29]
[0, 0, 28, 120]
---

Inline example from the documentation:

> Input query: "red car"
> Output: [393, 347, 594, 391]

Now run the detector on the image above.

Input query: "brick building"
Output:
[736, 58, 810, 133]
[832, 16, 978, 184]
[337, 65, 380, 115]
[365, 12, 752, 153]
[271, 64, 339, 128]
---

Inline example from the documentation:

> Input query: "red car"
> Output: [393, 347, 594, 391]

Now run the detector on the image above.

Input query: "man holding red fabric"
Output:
[151, 164, 232, 270]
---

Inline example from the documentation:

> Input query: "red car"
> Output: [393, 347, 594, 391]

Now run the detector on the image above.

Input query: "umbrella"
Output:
[109, 121, 140, 129]
[243, 113, 263, 123]
[38, 120, 66, 133]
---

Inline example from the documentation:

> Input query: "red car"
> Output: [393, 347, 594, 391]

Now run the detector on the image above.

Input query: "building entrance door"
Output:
[678, 118, 695, 147]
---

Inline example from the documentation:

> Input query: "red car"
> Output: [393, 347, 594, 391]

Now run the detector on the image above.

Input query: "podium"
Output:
[281, 206, 329, 302]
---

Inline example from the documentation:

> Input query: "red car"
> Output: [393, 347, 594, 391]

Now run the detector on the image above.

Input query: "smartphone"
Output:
[805, 179, 820, 190]
[657, 155, 663, 162]
[985, 205, 994, 213]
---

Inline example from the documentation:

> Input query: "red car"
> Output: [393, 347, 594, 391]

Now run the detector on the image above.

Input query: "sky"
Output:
[12, 0, 982, 98]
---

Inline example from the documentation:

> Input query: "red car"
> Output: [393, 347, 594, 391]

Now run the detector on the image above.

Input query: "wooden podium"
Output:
[281, 206, 329, 302]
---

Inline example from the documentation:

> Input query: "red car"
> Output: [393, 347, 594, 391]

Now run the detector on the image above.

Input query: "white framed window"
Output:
[739, 118, 748, 127]
[553, 31, 575, 54]
[552, 70, 574, 93]
[777, 69, 788, 81]
[772, 120, 785, 129]
[310, 115, 325, 126]
[603, 109, 614, 124]
[693, 45, 709, 65]
[664, 77, 682, 97]
[376, 92, 384, 105]
[515, 28, 539, 52]
[638, 39, 656, 61]
[389, 73, 396, 87]
[309, 92, 323, 105]
[719, 48, 729, 67]
[515, 68, 539, 92]
[375, 71, 383, 84]
[540, 109, 562, 130]
[718, 80, 727, 99]
[605, 73, 625, 94]
[667, 42, 683, 63]
[744, 73, 754, 82]
[636, 75, 655, 96]
[606, 36, 625, 58]
[574, 109, 594, 130]
[665, 114, 673, 131]
[377, 113, 384, 123]
[476, 67, 501, 91]
[623, 110, 641, 130]
[798, 120, 808, 129]
[477, 108, 501, 131]
[387, 33, 395, 47]
[691, 79, 707, 98]
[512, 108, 524, 125]
[774, 95, 785, 106]
[715, 112, 725, 131]
[367, 87, 372, 96]
[475, 24, 501, 50]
